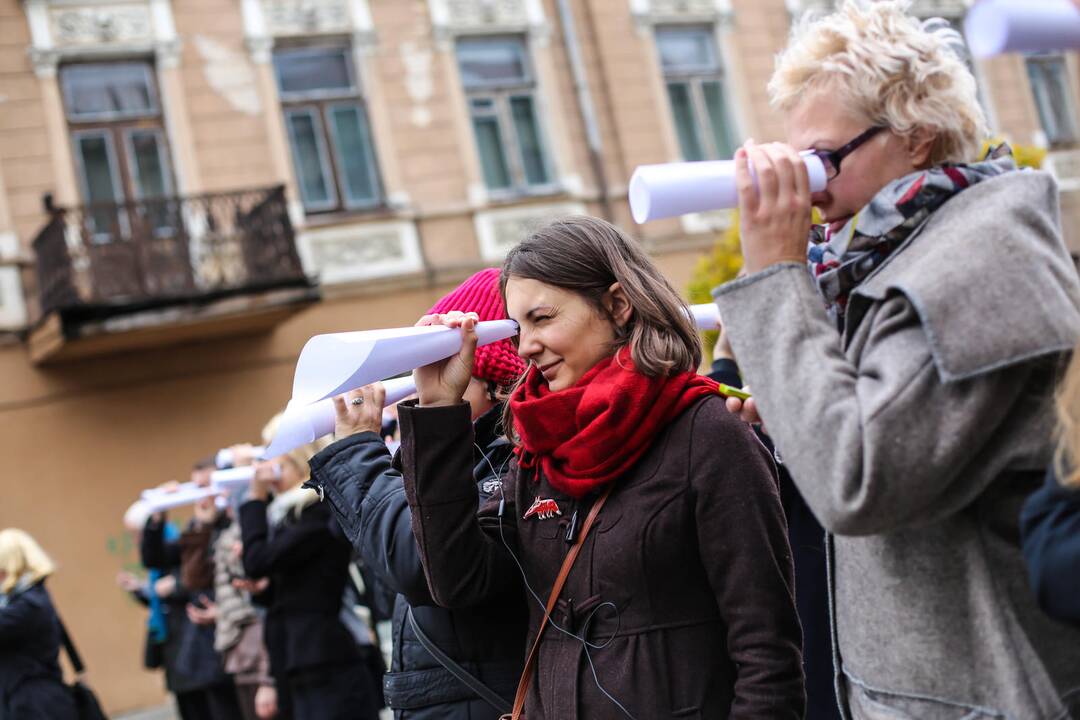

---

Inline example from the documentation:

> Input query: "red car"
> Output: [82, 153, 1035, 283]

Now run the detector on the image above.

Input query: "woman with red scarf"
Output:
[397, 216, 804, 719]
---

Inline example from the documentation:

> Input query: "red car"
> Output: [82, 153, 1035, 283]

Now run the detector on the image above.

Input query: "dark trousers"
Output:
[175, 682, 242, 720]
[285, 661, 380, 720]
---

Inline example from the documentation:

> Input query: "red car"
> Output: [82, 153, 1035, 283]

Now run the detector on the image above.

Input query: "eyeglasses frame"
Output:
[811, 126, 887, 181]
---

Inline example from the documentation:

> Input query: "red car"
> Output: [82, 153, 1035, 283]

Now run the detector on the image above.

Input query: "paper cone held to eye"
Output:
[290, 320, 519, 406]
[629, 152, 827, 224]
[964, 0, 1080, 58]
[263, 375, 418, 459]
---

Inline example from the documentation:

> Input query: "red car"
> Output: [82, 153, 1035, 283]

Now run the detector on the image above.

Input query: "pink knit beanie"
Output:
[428, 268, 525, 387]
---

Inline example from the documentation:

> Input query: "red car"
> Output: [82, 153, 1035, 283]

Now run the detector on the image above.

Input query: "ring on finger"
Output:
[351, 397, 364, 406]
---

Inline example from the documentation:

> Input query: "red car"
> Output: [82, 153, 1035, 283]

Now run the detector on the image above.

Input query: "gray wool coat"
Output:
[713, 169, 1080, 720]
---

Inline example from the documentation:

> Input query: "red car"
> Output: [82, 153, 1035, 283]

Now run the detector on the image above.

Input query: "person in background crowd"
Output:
[117, 500, 178, 692]
[398, 217, 805, 719]
[308, 268, 529, 718]
[0, 528, 77, 720]
[713, 1, 1080, 716]
[1022, 346, 1080, 626]
[240, 418, 382, 720]
[708, 326, 839, 720]
[200, 445, 277, 720]
[141, 468, 238, 720]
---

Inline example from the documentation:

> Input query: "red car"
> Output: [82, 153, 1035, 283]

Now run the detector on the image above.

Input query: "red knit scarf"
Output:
[510, 348, 719, 498]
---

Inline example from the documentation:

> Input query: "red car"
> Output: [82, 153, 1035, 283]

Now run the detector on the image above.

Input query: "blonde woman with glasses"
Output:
[713, 0, 1080, 717]
[0, 529, 77, 719]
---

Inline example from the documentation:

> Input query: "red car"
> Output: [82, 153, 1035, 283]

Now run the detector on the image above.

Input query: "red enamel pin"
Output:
[523, 497, 562, 520]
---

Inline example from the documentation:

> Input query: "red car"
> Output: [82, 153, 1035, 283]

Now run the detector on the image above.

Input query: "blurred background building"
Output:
[0, 0, 1077, 714]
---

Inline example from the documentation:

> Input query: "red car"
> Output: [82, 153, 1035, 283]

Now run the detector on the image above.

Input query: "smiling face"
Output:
[787, 90, 928, 233]
[504, 277, 620, 392]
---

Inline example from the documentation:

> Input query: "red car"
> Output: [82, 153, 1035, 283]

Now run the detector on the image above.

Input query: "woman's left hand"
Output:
[333, 383, 386, 439]
[736, 140, 813, 274]
[248, 461, 277, 502]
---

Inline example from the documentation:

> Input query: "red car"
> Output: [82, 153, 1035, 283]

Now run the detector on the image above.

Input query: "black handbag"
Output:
[56, 614, 108, 720]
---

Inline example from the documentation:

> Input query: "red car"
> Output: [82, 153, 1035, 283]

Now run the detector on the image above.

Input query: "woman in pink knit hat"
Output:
[306, 268, 529, 719]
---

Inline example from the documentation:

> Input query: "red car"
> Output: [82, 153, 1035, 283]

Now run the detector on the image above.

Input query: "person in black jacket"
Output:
[708, 328, 840, 720]
[1021, 467, 1080, 625]
[141, 470, 240, 720]
[1022, 349, 1080, 626]
[0, 528, 77, 720]
[241, 417, 381, 720]
[307, 268, 528, 719]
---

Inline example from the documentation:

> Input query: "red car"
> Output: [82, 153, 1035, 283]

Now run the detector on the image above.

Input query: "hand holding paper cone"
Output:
[334, 383, 387, 439]
[413, 312, 480, 407]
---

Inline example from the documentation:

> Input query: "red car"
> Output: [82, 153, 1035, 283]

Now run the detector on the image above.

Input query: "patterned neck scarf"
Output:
[807, 144, 1015, 328]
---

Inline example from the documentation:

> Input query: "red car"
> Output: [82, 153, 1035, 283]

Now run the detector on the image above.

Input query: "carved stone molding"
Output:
[262, 0, 351, 36]
[1046, 149, 1080, 192]
[25, 1, 181, 75]
[49, 4, 154, 47]
[910, 0, 968, 18]
[298, 220, 422, 284]
[473, 202, 587, 261]
[447, 0, 528, 28]
[630, 0, 734, 33]
[429, 0, 548, 49]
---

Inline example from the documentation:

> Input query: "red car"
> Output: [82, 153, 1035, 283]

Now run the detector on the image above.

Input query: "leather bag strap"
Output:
[500, 484, 614, 720]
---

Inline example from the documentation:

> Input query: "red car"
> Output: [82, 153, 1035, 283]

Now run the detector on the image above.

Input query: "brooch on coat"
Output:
[523, 497, 562, 520]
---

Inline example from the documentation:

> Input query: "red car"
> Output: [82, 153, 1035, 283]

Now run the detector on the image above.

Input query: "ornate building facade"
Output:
[0, 0, 1077, 713]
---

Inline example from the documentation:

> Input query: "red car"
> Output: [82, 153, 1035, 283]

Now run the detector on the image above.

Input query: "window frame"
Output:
[456, 35, 557, 198]
[1025, 52, 1080, 149]
[71, 128, 130, 242]
[274, 44, 384, 216]
[60, 61, 161, 123]
[655, 24, 738, 162]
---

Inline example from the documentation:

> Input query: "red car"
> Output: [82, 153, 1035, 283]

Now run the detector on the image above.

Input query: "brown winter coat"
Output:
[398, 395, 805, 720]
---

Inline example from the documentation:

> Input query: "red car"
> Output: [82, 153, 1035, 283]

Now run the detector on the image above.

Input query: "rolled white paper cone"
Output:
[216, 445, 267, 469]
[142, 485, 219, 513]
[629, 153, 827, 223]
[964, 0, 1080, 58]
[142, 481, 197, 501]
[382, 375, 418, 405]
[688, 303, 720, 330]
[291, 319, 518, 405]
[211, 465, 256, 491]
[263, 376, 419, 460]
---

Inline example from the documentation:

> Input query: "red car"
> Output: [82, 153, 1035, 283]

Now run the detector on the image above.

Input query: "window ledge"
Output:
[299, 204, 408, 230]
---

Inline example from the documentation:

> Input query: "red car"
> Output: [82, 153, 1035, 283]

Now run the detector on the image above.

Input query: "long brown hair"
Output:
[498, 215, 702, 441]
[1055, 342, 1080, 486]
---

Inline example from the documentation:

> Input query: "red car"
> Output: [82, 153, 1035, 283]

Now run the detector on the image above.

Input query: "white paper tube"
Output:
[688, 303, 720, 330]
[263, 375, 418, 460]
[142, 481, 197, 501]
[211, 465, 255, 490]
[291, 319, 518, 405]
[964, 0, 1080, 58]
[216, 445, 267, 469]
[629, 153, 827, 223]
[142, 485, 219, 513]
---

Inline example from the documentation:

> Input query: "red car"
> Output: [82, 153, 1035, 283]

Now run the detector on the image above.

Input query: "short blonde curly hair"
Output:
[769, 0, 986, 165]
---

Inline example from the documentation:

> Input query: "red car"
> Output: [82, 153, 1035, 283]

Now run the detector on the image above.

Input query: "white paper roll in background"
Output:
[142, 481, 197, 501]
[964, 0, 1080, 58]
[291, 319, 518, 405]
[216, 446, 267, 469]
[263, 375, 418, 460]
[142, 485, 219, 513]
[629, 153, 827, 224]
[211, 465, 257, 491]
[688, 303, 720, 330]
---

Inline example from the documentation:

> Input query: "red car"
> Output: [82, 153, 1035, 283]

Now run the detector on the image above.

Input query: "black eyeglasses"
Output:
[810, 126, 886, 181]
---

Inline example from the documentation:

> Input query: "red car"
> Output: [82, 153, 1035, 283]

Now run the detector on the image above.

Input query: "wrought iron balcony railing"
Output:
[33, 186, 309, 317]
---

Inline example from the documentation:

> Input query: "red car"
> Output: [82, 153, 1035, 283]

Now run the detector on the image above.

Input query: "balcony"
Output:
[29, 186, 319, 363]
